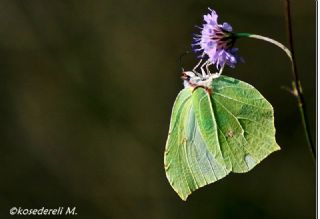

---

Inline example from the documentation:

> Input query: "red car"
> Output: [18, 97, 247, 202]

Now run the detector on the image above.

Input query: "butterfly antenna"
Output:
[178, 51, 190, 72]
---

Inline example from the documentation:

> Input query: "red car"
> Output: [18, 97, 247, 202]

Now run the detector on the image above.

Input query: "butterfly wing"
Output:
[211, 75, 280, 172]
[165, 88, 230, 200]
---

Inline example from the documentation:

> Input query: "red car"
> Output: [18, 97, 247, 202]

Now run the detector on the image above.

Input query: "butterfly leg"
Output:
[192, 53, 205, 77]
[216, 62, 226, 77]
[205, 61, 213, 75]
[200, 59, 209, 77]
[192, 59, 203, 76]
[209, 62, 226, 79]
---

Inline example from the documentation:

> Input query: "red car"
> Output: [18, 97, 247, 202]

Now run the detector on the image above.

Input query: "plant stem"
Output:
[235, 33, 292, 61]
[283, 0, 315, 161]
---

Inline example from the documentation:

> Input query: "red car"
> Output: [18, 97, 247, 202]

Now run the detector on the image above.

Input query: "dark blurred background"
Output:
[0, 0, 316, 218]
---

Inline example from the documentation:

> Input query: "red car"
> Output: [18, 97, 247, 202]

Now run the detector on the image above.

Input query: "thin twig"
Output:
[284, 0, 315, 161]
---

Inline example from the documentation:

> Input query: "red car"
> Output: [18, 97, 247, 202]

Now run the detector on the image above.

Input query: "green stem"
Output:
[235, 30, 315, 161]
[235, 33, 292, 61]
[283, 0, 315, 161]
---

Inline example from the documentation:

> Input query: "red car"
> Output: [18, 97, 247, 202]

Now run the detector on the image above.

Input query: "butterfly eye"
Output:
[180, 72, 189, 80]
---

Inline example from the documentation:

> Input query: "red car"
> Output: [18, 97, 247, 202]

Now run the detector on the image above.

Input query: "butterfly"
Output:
[164, 68, 280, 200]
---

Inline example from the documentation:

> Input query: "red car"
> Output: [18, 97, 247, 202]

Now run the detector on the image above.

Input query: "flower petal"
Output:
[221, 22, 233, 32]
[192, 8, 241, 69]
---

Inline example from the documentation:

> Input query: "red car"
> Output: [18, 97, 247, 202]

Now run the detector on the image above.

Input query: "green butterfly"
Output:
[164, 74, 280, 200]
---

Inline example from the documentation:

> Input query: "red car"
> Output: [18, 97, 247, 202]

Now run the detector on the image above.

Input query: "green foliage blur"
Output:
[0, 0, 315, 218]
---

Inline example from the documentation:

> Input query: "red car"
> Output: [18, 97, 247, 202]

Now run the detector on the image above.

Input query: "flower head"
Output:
[192, 8, 242, 69]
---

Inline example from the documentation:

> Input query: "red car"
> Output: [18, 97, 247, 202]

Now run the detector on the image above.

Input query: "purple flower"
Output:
[192, 8, 242, 69]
